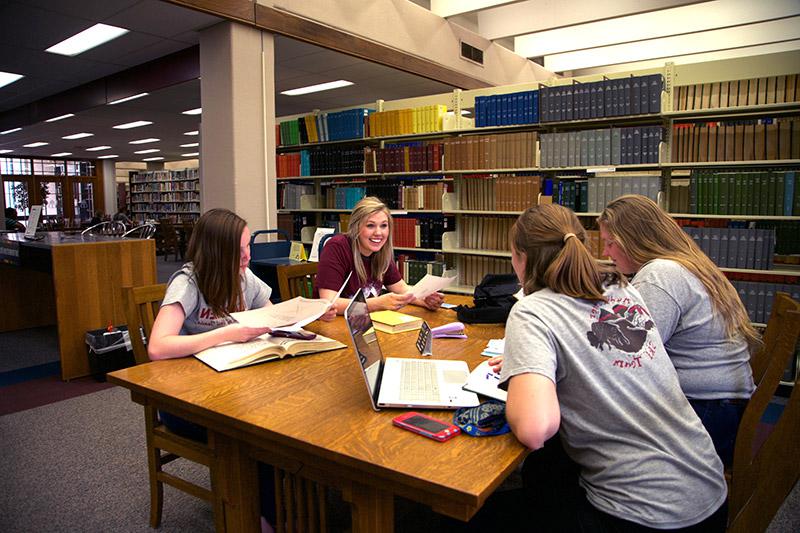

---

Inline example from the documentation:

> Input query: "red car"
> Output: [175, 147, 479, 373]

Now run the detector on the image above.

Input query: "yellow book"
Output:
[369, 310, 424, 334]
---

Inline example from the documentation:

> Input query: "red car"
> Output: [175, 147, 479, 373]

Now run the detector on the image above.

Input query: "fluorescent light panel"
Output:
[180, 143, 199, 148]
[134, 149, 160, 154]
[544, 17, 800, 72]
[0, 149, 13, 154]
[182, 107, 202, 115]
[142, 157, 164, 161]
[181, 152, 199, 157]
[108, 92, 148, 105]
[1, 128, 22, 135]
[97, 155, 118, 159]
[51, 152, 72, 157]
[184, 130, 199, 136]
[45, 113, 74, 123]
[85, 146, 111, 151]
[514, 0, 800, 58]
[281, 80, 353, 96]
[113, 120, 152, 129]
[62, 132, 93, 139]
[45, 23, 129, 56]
[129, 138, 160, 144]
[0, 71, 24, 89]
[23, 142, 48, 147]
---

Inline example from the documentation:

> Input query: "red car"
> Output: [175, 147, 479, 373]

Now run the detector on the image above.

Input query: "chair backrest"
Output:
[318, 231, 337, 259]
[123, 223, 156, 239]
[727, 292, 800, 533]
[122, 284, 167, 364]
[82, 220, 126, 236]
[250, 229, 291, 261]
[277, 262, 318, 300]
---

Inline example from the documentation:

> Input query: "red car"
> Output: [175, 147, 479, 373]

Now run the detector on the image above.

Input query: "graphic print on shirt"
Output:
[196, 306, 235, 329]
[587, 297, 657, 368]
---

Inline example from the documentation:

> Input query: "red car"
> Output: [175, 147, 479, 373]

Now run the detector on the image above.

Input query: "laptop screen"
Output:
[344, 291, 384, 406]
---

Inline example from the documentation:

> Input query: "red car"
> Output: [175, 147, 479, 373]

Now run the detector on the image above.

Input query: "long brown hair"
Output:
[598, 195, 760, 348]
[185, 208, 246, 317]
[347, 197, 394, 285]
[512, 203, 623, 300]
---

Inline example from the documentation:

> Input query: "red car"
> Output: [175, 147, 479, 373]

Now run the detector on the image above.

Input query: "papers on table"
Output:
[407, 273, 457, 299]
[481, 338, 505, 357]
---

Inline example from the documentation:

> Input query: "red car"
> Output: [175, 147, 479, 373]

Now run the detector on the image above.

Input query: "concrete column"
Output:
[199, 21, 276, 231]
[101, 160, 117, 215]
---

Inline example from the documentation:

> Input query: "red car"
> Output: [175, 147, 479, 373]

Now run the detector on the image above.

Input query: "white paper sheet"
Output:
[407, 273, 457, 299]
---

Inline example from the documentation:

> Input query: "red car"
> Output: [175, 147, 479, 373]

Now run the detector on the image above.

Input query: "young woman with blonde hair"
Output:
[316, 196, 443, 314]
[598, 195, 756, 466]
[487, 203, 726, 531]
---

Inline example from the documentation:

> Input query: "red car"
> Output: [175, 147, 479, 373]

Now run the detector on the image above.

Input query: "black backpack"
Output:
[456, 273, 520, 324]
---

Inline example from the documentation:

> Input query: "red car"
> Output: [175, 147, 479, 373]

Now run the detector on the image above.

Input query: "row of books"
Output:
[396, 257, 447, 286]
[457, 255, 513, 288]
[474, 90, 539, 127]
[278, 183, 315, 210]
[539, 74, 663, 123]
[546, 179, 588, 213]
[456, 174, 541, 212]
[277, 147, 366, 176]
[755, 221, 800, 255]
[443, 132, 538, 171]
[365, 142, 444, 173]
[367, 105, 449, 137]
[583, 175, 662, 213]
[393, 216, 453, 249]
[130, 169, 199, 184]
[684, 226, 775, 270]
[129, 191, 199, 203]
[277, 108, 371, 146]
[540, 126, 663, 168]
[687, 170, 800, 216]
[130, 180, 198, 193]
[673, 74, 800, 112]
[323, 187, 366, 210]
[731, 280, 800, 326]
[459, 216, 515, 251]
[670, 118, 800, 163]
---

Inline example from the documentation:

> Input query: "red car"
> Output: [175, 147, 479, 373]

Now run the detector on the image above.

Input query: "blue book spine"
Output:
[533, 90, 539, 123]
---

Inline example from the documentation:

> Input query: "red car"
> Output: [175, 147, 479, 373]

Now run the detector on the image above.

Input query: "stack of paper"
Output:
[481, 338, 505, 357]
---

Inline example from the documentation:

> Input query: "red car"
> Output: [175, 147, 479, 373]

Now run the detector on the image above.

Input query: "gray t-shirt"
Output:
[499, 283, 727, 529]
[162, 264, 272, 335]
[633, 259, 754, 400]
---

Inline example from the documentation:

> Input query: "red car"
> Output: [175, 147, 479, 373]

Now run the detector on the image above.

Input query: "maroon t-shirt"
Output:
[314, 234, 402, 298]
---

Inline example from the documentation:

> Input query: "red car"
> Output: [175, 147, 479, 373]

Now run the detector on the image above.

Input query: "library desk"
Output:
[0, 232, 156, 380]
[108, 297, 526, 532]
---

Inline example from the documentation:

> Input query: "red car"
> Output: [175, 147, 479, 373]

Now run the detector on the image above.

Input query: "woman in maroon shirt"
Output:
[316, 196, 443, 316]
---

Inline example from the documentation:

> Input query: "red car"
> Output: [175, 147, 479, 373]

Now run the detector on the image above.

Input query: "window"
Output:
[3, 180, 30, 216]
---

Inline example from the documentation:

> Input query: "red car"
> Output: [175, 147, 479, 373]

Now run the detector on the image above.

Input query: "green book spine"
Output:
[712, 173, 720, 215]
[719, 173, 728, 215]
[766, 172, 776, 216]
[733, 173, 743, 215]
[775, 172, 785, 216]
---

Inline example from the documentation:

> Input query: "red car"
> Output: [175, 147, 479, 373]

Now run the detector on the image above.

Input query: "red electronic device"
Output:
[392, 412, 460, 442]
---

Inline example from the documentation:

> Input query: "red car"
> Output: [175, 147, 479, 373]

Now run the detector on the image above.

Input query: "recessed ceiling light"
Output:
[86, 146, 111, 151]
[0, 71, 24, 89]
[51, 152, 72, 157]
[281, 80, 353, 96]
[142, 156, 164, 161]
[180, 142, 199, 148]
[45, 113, 74, 122]
[182, 107, 202, 115]
[183, 130, 199, 136]
[108, 92, 149, 105]
[0, 149, 13, 154]
[97, 154, 118, 159]
[129, 138, 160, 144]
[113, 120, 153, 129]
[134, 149, 160, 154]
[1, 127, 22, 135]
[181, 152, 199, 157]
[62, 132, 93, 139]
[45, 23, 129, 56]
[23, 142, 48, 147]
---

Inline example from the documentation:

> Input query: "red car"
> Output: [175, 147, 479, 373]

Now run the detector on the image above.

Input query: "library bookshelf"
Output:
[129, 168, 200, 223]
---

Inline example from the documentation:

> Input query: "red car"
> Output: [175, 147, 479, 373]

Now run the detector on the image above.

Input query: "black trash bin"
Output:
[85, 326, 136, 382]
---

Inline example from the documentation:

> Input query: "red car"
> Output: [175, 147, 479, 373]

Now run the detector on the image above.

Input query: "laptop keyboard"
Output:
[399, 360, 440, 401]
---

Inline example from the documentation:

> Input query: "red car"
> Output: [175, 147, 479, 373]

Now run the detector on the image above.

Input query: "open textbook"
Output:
[462, 360, 507, 402]
[195, 330, 346, 372]
[231, 273, 351, 331]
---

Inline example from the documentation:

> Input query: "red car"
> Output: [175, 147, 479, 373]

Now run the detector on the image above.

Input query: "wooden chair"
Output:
[277, 262, 318, 300]
[273, 468, 328, 533]
[157, 219, 182, 262]
[121, 284, 224, 530]
[727, 292, 800, 533]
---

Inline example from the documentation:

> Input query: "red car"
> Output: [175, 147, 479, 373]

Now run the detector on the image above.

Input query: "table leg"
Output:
[344, 482, 394, 533]
[214, 432, 260, 533]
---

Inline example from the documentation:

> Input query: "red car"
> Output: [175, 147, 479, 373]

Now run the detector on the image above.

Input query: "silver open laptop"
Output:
[345, 290, 479, 411]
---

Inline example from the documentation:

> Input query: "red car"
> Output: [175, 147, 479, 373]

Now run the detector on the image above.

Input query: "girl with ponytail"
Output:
[490, 204, 727, 531]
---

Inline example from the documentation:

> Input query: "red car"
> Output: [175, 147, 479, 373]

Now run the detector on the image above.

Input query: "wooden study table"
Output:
[0, 232, 156, 380]
[108, 297, 527, 532]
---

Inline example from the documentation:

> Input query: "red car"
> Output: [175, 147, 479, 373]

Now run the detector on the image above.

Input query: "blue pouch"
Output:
[453, 400, 510, 437]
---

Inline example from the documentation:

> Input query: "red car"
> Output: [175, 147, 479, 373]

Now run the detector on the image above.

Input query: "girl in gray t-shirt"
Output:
[495, 204, 727, 531]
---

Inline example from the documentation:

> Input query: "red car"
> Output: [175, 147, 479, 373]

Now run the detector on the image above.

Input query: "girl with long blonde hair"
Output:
[598, 194, 756, 467]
